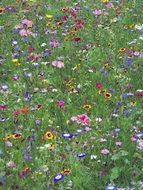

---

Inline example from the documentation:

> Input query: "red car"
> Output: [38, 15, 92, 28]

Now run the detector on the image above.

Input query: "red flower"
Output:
[135, 91, 143, 97]
[0, 105, 8, 110]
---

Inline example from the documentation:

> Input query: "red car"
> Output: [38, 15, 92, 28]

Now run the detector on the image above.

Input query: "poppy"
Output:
[44, 132, 54, 140]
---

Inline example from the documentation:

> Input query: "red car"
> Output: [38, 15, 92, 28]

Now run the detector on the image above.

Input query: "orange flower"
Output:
[20, 108, 29, 114]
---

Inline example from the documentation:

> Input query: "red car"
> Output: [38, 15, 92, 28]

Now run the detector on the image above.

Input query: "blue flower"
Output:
[53, 173, 64, 183]
[105, 185, 117, 190]
[77, 153, 86, 159]
[62, 132, 73, 139]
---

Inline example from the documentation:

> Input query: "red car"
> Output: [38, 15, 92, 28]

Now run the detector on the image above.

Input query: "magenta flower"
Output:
[52, 60, 64, 68]
[95, 82, 102, 89]
[71, 114, 90, 126]
[56, 100, 65, 107]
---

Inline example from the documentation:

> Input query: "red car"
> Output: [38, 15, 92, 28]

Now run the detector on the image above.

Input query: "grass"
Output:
[1, 0, 143, 189]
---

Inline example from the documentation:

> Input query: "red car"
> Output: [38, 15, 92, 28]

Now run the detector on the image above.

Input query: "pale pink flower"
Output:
[52, 60, 64, 68]
[93, 9, 102, 16]
[115, 141, 122, 146]
[19, 29, 28, 36]
[6, 161, 16, 168]
[21, 19, 33, 28]
[101, 148, 110, 155]
[84, 126, 92, 132]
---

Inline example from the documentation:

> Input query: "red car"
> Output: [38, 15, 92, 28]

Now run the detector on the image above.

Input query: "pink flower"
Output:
[19, 29, 28, 36]
[49, 40, 60, 48]
[101, 148, 110, 155]
[21, 19, 33, 28]
[71, 114, 90, 126]
[52, 60, 64, 68]
[95, 82, 102, 88]
[115, 141, 122, 146]
[56, 100, 65, 107]
[84, 126, 92, 132]
[93, 9, 102, 16]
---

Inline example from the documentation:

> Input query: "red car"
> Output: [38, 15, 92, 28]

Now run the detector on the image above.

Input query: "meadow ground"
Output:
[1, 0, 143, 189]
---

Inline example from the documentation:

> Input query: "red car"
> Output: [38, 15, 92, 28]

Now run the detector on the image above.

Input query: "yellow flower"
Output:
[102, 0, 109, 2]
[44, 131, 54, 140]
[42, 79, 49, 84]
[3, 134, 13, 141]
[83, 104, 92, 111]
[46, 14, 53, 19]
[48, 143, 55, 150]
[12, 59, 20, 65]
[131, 101, 136, 107]
[61, 169, 71, 175]
[98, 89, 107, 95]
[104, 92, 112, 99]
[12, 133, 23, 139]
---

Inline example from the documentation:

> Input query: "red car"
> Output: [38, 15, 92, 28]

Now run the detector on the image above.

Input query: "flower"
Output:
[52, 60, 64, 68]
[119, 48, 126, 53]
[77, 153, 86, 158]
[61, 169, 71, 175]
[71, 114, 90, 126]
[21, 19, 33, 28]
[83, 104, 92, 111]
[44, 132, 54, 140]
[95, 82, 102, 88]
[93, 9, 102, 16]
[105, 185, 117, 190]
[6, 161, 16, 168]
[56, 100, 65, 107]
[101, 148, 110, 155]
[62, 132, 73, 139]
[46, 14, 53, 19]
[53, 173, 64, 182]
[104, 92, 112, 99]
[12, 133, 22, 139]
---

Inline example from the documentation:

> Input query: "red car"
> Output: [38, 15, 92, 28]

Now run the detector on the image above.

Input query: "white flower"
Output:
[90, 155, 97, 160]
[95, 117, 102, 122]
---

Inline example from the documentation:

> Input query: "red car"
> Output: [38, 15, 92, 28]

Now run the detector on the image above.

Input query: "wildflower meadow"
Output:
[1, 0, 143, 189]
